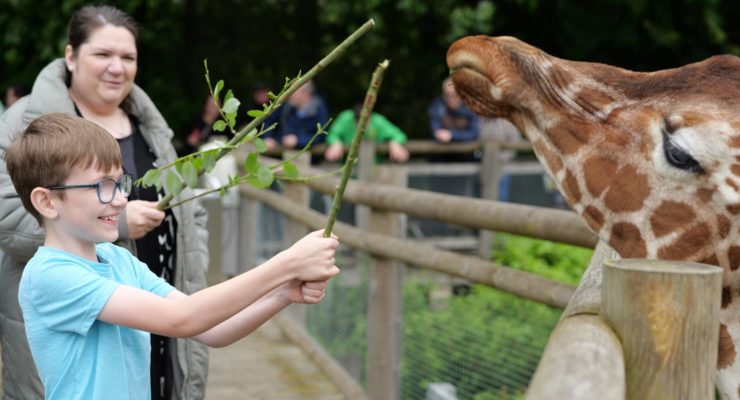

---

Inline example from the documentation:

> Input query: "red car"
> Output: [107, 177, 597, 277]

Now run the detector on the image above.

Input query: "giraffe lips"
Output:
[450, 67, 507, 118]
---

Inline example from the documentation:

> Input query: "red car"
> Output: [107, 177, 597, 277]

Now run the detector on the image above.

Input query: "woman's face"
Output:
[65, 24, 137, 110]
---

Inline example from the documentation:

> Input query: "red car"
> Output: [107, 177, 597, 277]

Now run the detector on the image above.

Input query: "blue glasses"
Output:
[47, 174, 133, 204]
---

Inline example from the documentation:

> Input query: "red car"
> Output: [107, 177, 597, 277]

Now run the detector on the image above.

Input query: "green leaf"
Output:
[182, 162, 199, 188]
[203, 152, 217, 172]
[246, 166, 274, 189]
[224, 89, 234, 104]
[191, 157, 204, 172]
[267, 91, 277, 100]
[253, 137, 268, 153]
[222, 97, 240, 115]
[244, 152, 259, 174]
[283, 161, 298, 179]
[140, 168, 161, 188]
[213, 80, 224, 102]
[213, 120, 227, 132]
[165, 171, 184, 197]
[247, 109, 265, 118]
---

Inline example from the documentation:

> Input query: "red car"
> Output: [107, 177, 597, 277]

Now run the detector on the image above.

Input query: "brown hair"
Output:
[64, 5, 139, 112]
[5, 113, 123, 224]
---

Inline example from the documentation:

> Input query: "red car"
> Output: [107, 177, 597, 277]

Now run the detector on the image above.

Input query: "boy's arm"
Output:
[98, 231, 339, 338]
[174, 279, 328, 347]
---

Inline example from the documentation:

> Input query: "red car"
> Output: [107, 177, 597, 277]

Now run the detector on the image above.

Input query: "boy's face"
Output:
[51, 165, 128, 247]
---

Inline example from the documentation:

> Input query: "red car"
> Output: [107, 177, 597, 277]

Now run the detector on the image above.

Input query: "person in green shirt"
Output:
[324, 105, 409, 162]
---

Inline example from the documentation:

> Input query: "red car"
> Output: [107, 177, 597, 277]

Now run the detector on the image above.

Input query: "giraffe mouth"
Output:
[450, 66, 511, 119]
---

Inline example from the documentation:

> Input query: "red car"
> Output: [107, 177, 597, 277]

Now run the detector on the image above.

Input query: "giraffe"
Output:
[447, 35, 740, 399]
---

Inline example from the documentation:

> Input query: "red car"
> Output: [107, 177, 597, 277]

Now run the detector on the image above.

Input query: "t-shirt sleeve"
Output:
[26, 262, 118, 336]
[108, 243, 174, 298]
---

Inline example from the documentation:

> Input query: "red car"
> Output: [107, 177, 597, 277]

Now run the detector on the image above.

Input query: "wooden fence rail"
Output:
[239, 184, 576, 308]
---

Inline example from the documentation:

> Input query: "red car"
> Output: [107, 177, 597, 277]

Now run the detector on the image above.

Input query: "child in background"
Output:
[5, 113, 340, 400]
[324, 104, 409, 163]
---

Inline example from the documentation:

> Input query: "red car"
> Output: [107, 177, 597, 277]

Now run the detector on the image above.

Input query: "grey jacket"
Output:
[0, 59, 210, 400]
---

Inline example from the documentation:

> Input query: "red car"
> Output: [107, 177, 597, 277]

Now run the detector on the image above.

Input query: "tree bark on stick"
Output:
[324, 59, 390, 237]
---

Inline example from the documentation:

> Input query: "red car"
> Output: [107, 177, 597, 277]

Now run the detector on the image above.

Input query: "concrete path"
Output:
[205, 267, 347, 400]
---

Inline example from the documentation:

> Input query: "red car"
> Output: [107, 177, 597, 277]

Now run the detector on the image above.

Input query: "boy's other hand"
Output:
[278, 279, 329, 304]
[126, 200, 166, 239]
[282, 229, 340, 281]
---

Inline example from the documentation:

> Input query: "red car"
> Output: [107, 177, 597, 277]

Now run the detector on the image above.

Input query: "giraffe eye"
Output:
[662, 132, 704, 174]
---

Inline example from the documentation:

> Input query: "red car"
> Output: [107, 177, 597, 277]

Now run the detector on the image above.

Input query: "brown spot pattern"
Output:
[718, 215, 731, 239]
[732, 164, 740, 177]
[548, 121, 592, 155]
[718, 323, 736, 369]
[657, 223, 710, 260]
[561, 169, 581, 205]
[581, 206, 604, 232]
[729, 246, 740, 271]
[609, 222, 647, 258]
[726, 177, 740, 192]
[649, 201, 696, 238]
[583, 157, 618, 197]
[534, 141, 563, 174]
[728, 204, 740, 215]
[604, 164, 651, 213]
[730, 136, 740, 148]
[722, 286, 732, 309]
[573, 87, 616, 117]
[696, 188, 714, 203]
[700, 253, 719, 267]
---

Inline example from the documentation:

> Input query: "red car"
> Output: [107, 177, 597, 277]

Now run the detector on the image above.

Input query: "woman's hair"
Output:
[5, 113, 123, 225]
[64, 5, 139, 100]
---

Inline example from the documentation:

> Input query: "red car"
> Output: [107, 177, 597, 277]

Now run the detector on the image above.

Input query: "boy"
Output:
[5, 113, 340, 399]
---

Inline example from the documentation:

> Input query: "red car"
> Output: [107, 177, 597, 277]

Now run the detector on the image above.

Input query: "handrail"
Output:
[239, 184, 576, 308]
[252, 155, 598, 249]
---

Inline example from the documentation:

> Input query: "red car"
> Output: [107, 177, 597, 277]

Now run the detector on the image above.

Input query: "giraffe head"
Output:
[447, 35, 740, 271]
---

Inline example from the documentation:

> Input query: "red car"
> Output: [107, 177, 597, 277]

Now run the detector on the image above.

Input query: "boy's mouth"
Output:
[99, 215, 119, 223]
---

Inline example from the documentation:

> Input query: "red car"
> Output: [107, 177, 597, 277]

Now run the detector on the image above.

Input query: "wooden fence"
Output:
[223, 139, 722, 399]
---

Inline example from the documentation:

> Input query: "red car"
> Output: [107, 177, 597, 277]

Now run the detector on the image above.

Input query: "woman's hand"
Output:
[125, 200, 165, 239]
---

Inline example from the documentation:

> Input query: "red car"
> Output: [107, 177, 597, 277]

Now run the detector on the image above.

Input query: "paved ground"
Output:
[205, 266, 346, 400]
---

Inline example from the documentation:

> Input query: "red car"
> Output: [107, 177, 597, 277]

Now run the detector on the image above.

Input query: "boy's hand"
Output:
[125, 200, 166, 239]
[282, 229, 340, 281]
[278, 279, 329, 304]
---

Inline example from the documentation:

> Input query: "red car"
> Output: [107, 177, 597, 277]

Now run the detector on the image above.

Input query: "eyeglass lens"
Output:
[98, 175, 132, 203]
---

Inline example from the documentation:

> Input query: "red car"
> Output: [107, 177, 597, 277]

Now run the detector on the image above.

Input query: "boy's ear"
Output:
[30, 188, 59, 220]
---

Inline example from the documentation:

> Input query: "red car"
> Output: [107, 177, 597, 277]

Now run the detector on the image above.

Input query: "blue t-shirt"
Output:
[19, 243, 174, 400]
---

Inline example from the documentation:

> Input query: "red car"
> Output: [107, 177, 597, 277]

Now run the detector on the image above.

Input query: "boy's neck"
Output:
[43, 225, 99, 262]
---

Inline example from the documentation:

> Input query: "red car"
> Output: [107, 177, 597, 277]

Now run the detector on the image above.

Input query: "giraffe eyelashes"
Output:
[662, 131, 705, 175]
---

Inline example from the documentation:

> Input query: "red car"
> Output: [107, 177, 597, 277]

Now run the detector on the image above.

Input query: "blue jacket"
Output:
[264, 96, 329, 148]
[427, 97, 480, 142]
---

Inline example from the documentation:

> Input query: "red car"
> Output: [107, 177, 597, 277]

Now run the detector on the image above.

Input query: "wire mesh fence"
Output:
[305, 252, 562, 400]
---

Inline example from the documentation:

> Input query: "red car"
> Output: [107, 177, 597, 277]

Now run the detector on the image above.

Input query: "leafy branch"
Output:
[324, 59, 390, 237]
[135, 19, 376, 210]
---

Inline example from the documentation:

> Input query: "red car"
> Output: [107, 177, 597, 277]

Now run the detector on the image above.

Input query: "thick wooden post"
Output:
[478, 138, 501, 259]
[602, 259, 722, 399]
[366, 165, 406, 400]
[238, 194, 259, 273]
[282, 150, 311, 324]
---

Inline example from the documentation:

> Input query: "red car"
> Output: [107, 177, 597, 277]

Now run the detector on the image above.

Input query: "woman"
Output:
[0, 6, 209, 400]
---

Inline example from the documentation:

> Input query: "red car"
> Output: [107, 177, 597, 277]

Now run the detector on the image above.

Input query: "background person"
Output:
[263, 80, 329, 151]
[324, 104, 409, 163]
[0, 5, 210, 399]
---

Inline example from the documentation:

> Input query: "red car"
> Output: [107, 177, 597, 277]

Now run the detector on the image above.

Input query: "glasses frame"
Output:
[46, 174, 133, 204]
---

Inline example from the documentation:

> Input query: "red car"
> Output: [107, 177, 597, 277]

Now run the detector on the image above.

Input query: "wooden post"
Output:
[478, 138, 500, 259]
[602, 259, 722, 399]
[238, 194, 259, 273]
[282, 150, 311, 324]
[366, 165, 406, 400]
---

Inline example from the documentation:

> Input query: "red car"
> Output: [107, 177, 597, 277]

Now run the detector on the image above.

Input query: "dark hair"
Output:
[6, 113, 122, 225]
[64, 5, 138, 87]
[8, 85, 28, 98]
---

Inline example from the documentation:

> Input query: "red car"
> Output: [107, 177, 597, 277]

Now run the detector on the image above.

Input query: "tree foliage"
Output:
[2, 0, 739, 142]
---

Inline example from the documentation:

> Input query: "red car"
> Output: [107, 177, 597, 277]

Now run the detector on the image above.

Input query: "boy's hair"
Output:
[5, 113, 123, 224]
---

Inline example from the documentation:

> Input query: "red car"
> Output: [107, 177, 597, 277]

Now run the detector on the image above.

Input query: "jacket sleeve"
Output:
[0, 101, 45, 263]
[326, 110, 354, 145]
[428, 99, 444, 136]
[372, 114, 407, 144]
[450, 110, 480, 142]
